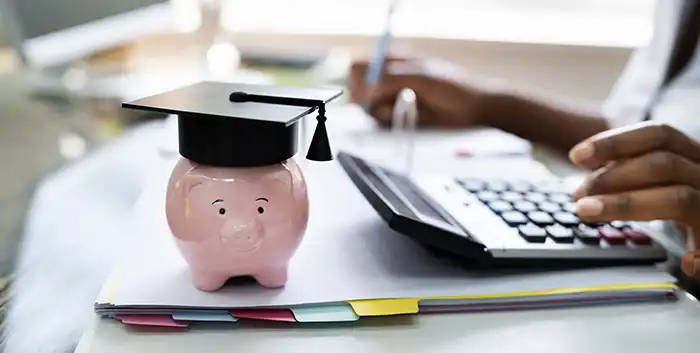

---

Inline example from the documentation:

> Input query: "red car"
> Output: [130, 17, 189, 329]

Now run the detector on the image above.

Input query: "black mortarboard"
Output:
[122, 81, 343, 167]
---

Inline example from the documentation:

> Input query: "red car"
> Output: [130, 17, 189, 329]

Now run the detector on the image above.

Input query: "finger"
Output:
[349, 57, 410, 83]
[569, 122, 700, 169]
[575, 185, 700, 226]
[573, 151, 700, 198]
[349, 58, 413, 103]
[367, 74, 428, 124]
[681, 250, 700, 278]
[348, 63, 370, 103]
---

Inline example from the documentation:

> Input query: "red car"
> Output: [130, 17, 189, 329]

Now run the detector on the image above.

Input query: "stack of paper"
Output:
[94, 152, 678, 328]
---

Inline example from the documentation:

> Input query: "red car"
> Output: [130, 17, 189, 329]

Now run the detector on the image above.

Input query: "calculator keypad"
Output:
[456, 178, 653, 247]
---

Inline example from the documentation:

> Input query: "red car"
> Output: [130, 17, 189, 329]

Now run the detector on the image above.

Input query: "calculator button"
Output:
[599, 226, 627, 245]
[525, 192, 547, 203]
[501, 191, 522, 203]
[477, 191, 499, 202]
[622, 228, 652, 245]
[533, 182, 566, 194]
[527, 211, 555, 226]
[611, 221, 629, 229]
[513, 201, 537, 213]
[458, 179, 485, 192]
[546, 224, 575, 243]
[487, 181, 508, 192]
[548, 193, 571, 204]
[488, 200, 513, 213]
[501, 211, 529, 226]
[538, 201, 561, 214]
[563, 201, 577, 214]
[553, 212, 580, 227]
[519, 223, 547, 243]
[585, 222, 605, 228]
[574, 224, 600, 244]
[509, 181, 532, 193]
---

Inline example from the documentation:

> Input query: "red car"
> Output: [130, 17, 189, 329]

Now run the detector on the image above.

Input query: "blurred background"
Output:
[0, 0, 656, 319]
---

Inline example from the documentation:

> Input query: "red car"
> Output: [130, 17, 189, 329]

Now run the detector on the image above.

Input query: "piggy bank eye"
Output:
[257, 206, 265, 215]
[218, 208, 226, 215]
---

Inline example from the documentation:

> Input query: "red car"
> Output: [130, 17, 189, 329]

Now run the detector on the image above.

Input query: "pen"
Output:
[362, 0, 398, 111]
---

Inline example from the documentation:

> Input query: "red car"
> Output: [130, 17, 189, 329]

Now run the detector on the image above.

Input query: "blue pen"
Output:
[362, 0, 398, 111]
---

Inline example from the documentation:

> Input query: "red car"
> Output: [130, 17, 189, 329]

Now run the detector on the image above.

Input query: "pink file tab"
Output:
[115, 314, 190, 328]
[230, 309, 297, 322]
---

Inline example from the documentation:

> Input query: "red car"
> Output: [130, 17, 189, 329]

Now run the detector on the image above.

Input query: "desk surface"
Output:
[75, 106, 700, 353]
[78, 294, 700, 353]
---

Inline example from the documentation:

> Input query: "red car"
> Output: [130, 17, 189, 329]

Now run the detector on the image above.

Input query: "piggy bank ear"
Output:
[178, 171, 209, 197]
[178, 171, 211, 218]
[166, 168, 210, 240]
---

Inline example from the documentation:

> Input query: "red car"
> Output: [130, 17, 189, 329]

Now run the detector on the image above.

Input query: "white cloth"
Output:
[604, 0, 700, 140]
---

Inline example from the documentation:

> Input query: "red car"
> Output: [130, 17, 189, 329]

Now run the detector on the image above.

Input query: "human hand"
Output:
[569, 122, 700, 277]
[347, 56, 490, 128]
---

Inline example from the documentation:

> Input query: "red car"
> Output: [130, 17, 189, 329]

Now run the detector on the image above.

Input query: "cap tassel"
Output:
[306, 105, 332, 161]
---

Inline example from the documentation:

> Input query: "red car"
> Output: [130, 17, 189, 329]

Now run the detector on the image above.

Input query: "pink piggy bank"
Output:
[165, 157, 309, 291]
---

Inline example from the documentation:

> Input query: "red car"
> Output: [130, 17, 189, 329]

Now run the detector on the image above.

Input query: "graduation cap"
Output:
[122, 81, 343, 167]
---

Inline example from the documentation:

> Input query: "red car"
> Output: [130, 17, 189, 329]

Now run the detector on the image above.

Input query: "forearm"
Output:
[481, 91, 610, 155]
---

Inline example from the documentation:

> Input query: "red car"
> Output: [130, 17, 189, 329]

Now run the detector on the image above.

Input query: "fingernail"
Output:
[569, 142, 594, 163]
[576, 197, 603, 216]
[572, 175, 592, 200]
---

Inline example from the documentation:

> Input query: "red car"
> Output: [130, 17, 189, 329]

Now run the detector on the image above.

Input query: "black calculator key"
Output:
[525, 192, 547, 203]
[547, 225, 575, 243]
[574, 224, 600, 244]
[538, 201, 561, 214]
[514, 200, 537, 213]
[553, 212, 580, 226]
[563, 201, 577, 214]
[477, 191, 499, 202]
[519, 223, 547, 243]
[501, 191, 522, 203]
[527, 211, 555, 226]
[501, 211, 529, 226]
[509, 181, 532, 193]
[487, 181, 508, 192]
[458, 179, 485, 192]
[548, 193, 571, 204]
[488, 200, 513, 213]
[599, 226, 627, 245]
[584, 221, 605, 228]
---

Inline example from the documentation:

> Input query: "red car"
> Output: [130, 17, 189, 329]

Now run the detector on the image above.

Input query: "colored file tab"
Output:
[424, 282, 679, 301]
[172, 312, 238, 322]
[230, 309, 297, 322]
[116, 314, 190, 328]
[291, 304, 359, 322]
[348, 298, 419, 316]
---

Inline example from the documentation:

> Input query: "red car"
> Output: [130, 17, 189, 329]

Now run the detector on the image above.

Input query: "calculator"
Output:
[337, 151, 668, 267]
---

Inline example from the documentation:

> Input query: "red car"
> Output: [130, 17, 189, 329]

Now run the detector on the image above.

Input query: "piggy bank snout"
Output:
[220, 216, 264, 251]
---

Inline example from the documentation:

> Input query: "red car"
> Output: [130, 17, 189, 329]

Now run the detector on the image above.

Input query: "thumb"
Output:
[681, 250, 700, 278]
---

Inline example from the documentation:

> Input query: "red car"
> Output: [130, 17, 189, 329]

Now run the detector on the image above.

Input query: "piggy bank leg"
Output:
[191, 269, 229, 292]
[253, 267, 288, 288]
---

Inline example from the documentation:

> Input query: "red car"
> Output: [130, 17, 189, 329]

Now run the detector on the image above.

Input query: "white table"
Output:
[75, 105, 700, 353]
